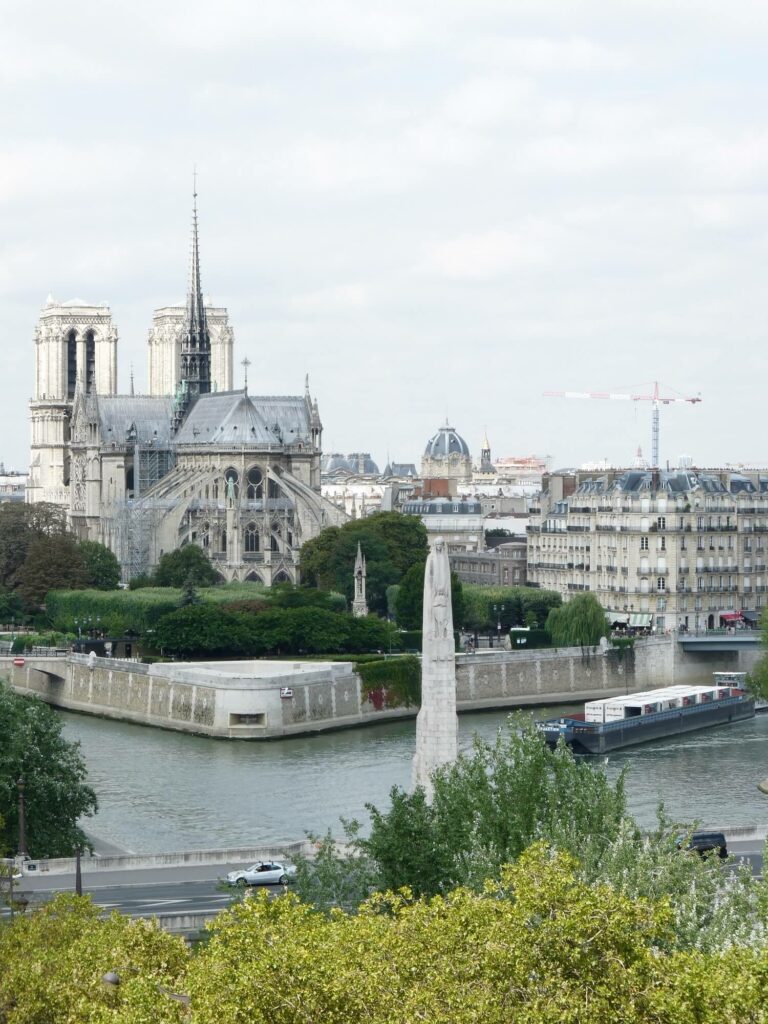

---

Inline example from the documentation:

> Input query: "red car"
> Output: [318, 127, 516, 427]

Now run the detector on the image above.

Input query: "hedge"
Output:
[357, 655, 421, 709]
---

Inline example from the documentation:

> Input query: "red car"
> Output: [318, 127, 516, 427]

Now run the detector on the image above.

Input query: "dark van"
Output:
[676, 831, 728, 859]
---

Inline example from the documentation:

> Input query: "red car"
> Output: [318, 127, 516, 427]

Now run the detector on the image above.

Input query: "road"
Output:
[3, 843, 764, 922]
[2, 862, 285, 920]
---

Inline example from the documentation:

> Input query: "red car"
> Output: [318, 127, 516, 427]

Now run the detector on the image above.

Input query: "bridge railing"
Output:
[678, 629, 760, 639]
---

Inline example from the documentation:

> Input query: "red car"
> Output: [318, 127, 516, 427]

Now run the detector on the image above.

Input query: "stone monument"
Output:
[412, 536, 458, 799]
[352, 542, 368, 617]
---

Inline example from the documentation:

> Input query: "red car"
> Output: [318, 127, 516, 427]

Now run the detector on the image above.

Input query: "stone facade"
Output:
[27, 201, 347, 583]
[528, 468, 768, 632]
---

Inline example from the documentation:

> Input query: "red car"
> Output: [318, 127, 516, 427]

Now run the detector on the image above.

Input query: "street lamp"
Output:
[492, 604, 506, 645]
[17, 776, 27, 858]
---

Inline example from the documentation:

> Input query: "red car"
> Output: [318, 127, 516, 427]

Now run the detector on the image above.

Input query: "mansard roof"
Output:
[174, 390, 313, 447]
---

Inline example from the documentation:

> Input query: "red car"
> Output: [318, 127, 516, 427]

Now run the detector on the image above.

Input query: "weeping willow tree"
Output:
[546, 592, 607, 649]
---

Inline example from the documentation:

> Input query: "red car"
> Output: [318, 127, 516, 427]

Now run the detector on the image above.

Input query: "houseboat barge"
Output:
[537, 683, 754, 754]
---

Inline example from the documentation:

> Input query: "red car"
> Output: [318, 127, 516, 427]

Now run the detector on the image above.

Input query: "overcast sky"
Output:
[3, 0, 768, 474]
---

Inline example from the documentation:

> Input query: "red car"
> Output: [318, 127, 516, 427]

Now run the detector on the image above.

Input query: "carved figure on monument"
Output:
[72, 457, 86, 512]
[427, 537, 452, 648]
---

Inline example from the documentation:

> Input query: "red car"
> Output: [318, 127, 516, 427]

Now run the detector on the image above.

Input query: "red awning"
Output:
[720, 612, 743, 622]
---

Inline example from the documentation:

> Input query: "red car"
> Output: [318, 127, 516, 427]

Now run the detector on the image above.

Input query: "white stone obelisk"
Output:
[412, 537, 458, 799]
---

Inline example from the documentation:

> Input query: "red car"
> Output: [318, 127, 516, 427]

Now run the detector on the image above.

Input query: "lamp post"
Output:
[492, 604, 506, 645]
[17, 775, 27, 858]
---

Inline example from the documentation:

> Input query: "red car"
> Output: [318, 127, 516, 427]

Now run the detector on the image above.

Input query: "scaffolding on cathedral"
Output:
[115, 441, 177, 581]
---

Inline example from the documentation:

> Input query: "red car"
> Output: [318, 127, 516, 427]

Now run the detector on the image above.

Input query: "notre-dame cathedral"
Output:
[27, 194, 346, 584]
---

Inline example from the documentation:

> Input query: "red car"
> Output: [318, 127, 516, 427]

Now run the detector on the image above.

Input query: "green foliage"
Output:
[149, 604, 399, 658]
[268, 584, 347, 612]
[360, 716, 627, 898]
[77, 540, 121, 590]
[292, 825, 378, 913]
[546, 592, 607, 648]
[153, 543, 220, 588]
[396, 629, 422, 651]
[393, 562, 423, 628]
[0, 682, 97, 857]
[15, 535, 88, 607]
[46, 589, 183, 637]
[300, 513, 429, 614]
[185, 846, 768, 1023]
[395, 563, 464, 630]
[151, 604, 251, 658]
[747, 609, 768, 699]
[357, 656, 421, 708]
[0, 588, 25, 625]
[460, 584, 561, 632]
[0, 893, 188, 1023]
[11, 631, 71, 653]
[5, 841, 768, 1021]
[128, 572, 153, 590]
[0, 503, 69, 594]
[508, 628, 551, 650]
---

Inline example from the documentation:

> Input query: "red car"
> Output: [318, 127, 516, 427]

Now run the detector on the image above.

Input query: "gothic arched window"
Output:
[85, 330, 95, 394]
[245, 522, 259, 553]
[67, 329, 77, 399]
[246, 466, 263, 499]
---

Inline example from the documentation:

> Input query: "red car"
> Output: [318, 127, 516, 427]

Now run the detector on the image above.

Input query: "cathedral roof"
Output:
[96, 396, 175, 445]
[174, 390, 312, 447]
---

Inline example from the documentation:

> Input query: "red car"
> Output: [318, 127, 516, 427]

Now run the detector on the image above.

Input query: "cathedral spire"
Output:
[186, 176, 207, 352]
[177, 174, 211, 421]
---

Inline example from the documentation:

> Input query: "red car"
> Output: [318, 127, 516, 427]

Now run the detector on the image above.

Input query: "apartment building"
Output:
[527, 468, 768, 632]
[449, 539, 528, 587]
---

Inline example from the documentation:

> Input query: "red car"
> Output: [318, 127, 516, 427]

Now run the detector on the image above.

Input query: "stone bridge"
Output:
[677, 630, 762, 654]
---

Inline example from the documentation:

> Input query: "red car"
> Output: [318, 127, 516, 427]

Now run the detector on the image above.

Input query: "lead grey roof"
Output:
[96, 396, 175, 445]
[383, 462, 417, 478]
[174, 390, 312, 446]
[424, 424, 470, 458]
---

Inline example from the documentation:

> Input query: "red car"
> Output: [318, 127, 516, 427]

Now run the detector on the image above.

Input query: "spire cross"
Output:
[241, 356, 251, 390]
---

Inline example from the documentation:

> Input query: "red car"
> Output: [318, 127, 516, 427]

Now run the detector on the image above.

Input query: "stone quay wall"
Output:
[3, 636, 757, 740]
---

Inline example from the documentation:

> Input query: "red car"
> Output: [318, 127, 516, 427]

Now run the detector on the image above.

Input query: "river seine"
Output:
[58, 707, 768, 854]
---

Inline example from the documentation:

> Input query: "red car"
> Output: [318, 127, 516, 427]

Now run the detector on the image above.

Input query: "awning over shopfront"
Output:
[628, 613, 653, 628]
[607, 612, 630, 625]
[720, 612, 743, 622]
[742, 609, 760, 623]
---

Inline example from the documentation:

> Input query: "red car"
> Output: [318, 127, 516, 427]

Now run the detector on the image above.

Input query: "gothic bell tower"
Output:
[28, 298, 118, 506]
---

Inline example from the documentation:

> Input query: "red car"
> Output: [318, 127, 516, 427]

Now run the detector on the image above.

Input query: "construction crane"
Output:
[543, 381, 702, 468]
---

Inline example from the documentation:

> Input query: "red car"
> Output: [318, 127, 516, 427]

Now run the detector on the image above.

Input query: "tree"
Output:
[153, 543, 219, 588]
[360, 716, 628, 898]
[0, 502, 69, 592]
[77, 540, 121, 590]
[395, 563, 464, 631]
[14, 534, 88, 607]
[152, 604, 250, 658]
[0, 683, 97, 857]
[0, 894, 188, 1023]
[746, 609, 768, 700]
[546, 592, 607, 648]
[300, 514, 429, 614]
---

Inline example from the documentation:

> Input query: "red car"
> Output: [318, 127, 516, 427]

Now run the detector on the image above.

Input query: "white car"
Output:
[226, 861, 297, 886]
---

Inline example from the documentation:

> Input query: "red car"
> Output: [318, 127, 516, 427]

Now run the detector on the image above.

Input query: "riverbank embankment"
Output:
[3, 635, 759, 739]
